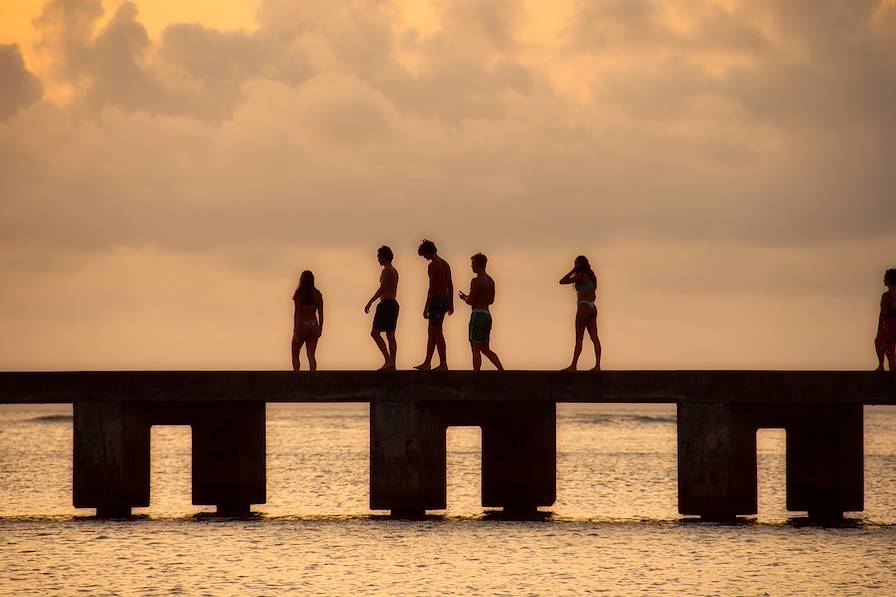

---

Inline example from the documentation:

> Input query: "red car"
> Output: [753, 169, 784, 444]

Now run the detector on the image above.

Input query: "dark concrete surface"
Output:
[1, 370, 894, 404]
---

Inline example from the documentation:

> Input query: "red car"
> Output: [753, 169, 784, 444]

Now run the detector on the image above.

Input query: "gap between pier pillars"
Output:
[677, 402, 863, 520]
[73, 401, 265, 517]
[369, 400, 556, 515]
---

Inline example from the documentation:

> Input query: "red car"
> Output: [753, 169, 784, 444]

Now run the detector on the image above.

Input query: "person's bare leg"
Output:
[292, 339, 303, 371]
[586, 317, 601, 371]
[564, 314, 585, 371]
[876, 337, 885, 371]
[372, 331, 390, 369]
[887, 344, 895, 371]
[415, 327, 436, 370]
[434, 325, 448, 370]
[481, 342, 503, 370]
[472, 343, 482, 371]
[306, 336, 318, 372]
[386, 331, 397, 370]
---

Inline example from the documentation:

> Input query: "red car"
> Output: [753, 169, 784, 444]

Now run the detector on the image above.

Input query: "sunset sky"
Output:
[1, 0, 894, 371]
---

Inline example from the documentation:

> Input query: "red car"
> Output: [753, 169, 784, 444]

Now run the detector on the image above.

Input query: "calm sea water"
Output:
[1, 403, 895, 595]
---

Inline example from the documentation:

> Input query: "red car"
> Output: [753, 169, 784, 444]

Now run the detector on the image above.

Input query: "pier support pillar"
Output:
[73, 402, 150, 517]
[370, 401, 445, 515]
[678, 402, 757, 519]
[192, 402, 266, 515]
[74, 401, 266, 517]
[482, 403, 556, 513]
[786, 403, 863, 519]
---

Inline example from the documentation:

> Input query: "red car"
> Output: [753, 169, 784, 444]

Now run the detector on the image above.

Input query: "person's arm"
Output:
[424, 262, 434, 317]
[447, 262, 454, 315]
[460, 278, 477, 305]
[365, 275, 385, 313]
[559, 269, 578, 285]
[317, 293, 325, 333]
[881, 293, 888, 327]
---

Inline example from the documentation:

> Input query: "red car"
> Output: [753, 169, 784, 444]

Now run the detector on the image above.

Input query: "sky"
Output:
[0, 0, 894, 371]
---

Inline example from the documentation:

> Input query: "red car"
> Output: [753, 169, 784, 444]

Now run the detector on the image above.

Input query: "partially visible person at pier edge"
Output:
[875, 267, 896, 372]
[292, 270, 324, 372]
[414, 239, 453, 371]
[459, 253, 504, 371]
[365, 245, 400, 371]
[559, 256, 602, 371]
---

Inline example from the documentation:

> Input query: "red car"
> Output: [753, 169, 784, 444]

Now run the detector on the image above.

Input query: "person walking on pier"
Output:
[365, 245, 400, 370]
[292, 270, 324, 371]
[559, 256, 602, 371]
[459, 253, 504, 371]
[415, 239, 453, 371]
[875, 268, 896, 372]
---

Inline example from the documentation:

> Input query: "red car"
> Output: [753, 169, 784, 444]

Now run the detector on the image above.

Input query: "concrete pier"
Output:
[1, 371, 893, 518]
[370, 400, 555, 515]
[677, 402, 864, 519]
[73, 401, 265, 517]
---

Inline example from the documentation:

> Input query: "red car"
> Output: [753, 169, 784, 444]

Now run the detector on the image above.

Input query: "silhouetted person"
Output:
[292, 270, 323, 371]
[365, 245, 400, 371]
[559, 256, 601, 371]
[414, 239, 453, 371]
[875, 268, 896, 372]
[459, 253, 504, 371]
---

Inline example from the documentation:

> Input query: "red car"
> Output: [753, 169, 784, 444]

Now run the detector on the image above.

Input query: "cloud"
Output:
[2, 0, 894, 259]
[0, 44, 43, 119]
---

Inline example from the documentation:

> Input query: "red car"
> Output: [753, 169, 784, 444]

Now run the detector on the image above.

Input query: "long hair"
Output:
[886, 268, 896, 286]
[575, 255, 597, 286]
[293, 270, 316, 305]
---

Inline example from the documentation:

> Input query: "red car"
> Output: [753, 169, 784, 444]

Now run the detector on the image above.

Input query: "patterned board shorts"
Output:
[428, 293, 450, 326]
[373, 299, 399, 332]
[469, 310, 492, 343]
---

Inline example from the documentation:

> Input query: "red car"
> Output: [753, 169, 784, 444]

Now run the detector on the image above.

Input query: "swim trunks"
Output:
[469, 309, 492, 343]
[428, 293, 450, 326]
[372, 299, 399, 332]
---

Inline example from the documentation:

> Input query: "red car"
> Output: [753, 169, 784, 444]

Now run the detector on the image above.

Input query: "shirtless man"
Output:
[414, 239, 453, 371]
[459, 253, 504, 371]
[365, 246, 399, 371]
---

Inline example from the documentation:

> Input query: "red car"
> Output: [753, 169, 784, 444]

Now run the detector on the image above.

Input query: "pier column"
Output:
[370, 401, 446, 515]
[786, 403, 863, 519]
[481, 402, 556, 513]
[192, 402, 266, 515]
[678, 402, 757, 519]
[73, 402, 150, 517]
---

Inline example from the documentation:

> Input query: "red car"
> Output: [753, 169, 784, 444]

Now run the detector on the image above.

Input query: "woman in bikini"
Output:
[559, 256, 601, 371]
[292, 270, 324, 371]
[875, 268, 896, 372]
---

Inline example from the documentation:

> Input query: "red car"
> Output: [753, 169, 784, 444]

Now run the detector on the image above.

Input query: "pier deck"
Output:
[1, 371, 893, 519]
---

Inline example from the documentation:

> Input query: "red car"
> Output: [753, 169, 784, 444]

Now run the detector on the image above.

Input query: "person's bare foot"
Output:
[414, 363, 431, 371]
[562, 364, 576, 371]
[433, 363, 448, 371]
[378, 363, 396, 371]
[876, 365, 885, 372]
[590, 365, 601, 372]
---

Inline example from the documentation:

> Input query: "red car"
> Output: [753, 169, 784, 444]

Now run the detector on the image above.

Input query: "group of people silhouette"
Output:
[291, 240, 602, 372]
[293, 245, 896, 373]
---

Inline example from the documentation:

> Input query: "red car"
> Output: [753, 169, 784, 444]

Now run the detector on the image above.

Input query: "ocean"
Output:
[2, 403, 895, 595]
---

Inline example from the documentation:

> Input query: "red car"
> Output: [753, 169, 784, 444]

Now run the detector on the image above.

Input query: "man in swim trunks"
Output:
[365, 246, 400, 371]
[415, 239, 453, 371]
[459, 253, 504, 371]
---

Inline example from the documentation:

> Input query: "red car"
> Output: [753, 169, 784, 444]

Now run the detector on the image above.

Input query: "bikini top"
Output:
[575, 276, 596, 293]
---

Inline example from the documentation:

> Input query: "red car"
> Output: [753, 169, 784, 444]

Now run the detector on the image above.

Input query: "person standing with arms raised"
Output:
[559, 255, 601, 371]
[415, 239, 453, 371]
[459, 253, 504, 371]
[365, 245, 400, 371]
